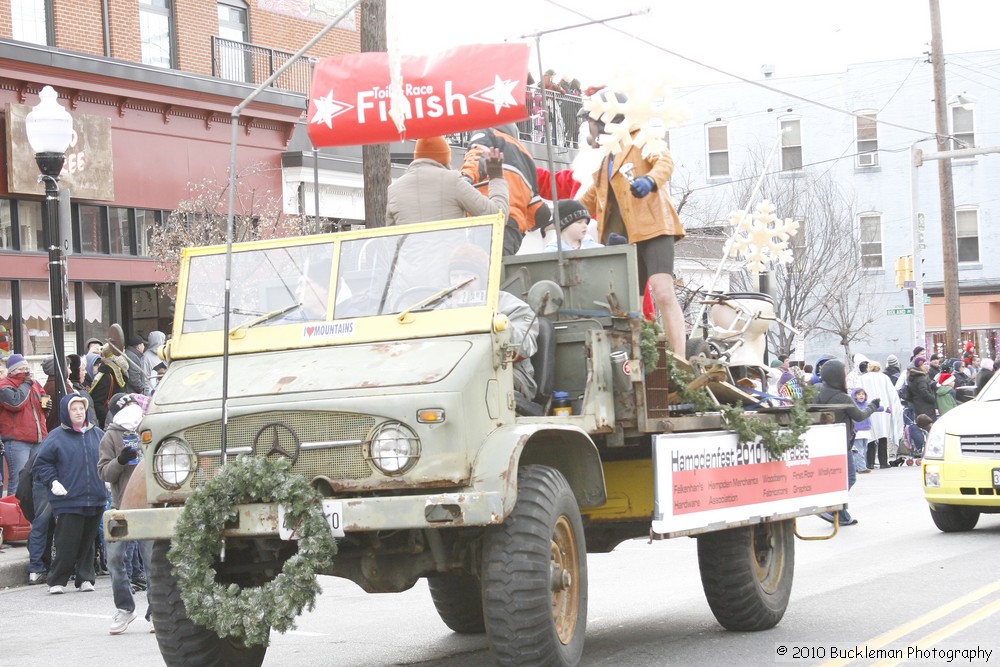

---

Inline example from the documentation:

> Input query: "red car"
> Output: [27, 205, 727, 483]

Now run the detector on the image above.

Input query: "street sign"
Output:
[903, 280, 915, 289]
[887, 307, 914, 316]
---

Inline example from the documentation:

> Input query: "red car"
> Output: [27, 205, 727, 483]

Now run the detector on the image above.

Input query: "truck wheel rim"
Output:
[752, 523, 785, 594]
[549, 515, 580, 644]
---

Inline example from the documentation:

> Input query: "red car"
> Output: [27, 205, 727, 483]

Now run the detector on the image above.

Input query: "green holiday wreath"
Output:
[667, 357, 815, 459]
[168, 456, 338, 647]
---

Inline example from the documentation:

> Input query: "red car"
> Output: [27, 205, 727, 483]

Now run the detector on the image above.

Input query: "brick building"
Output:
[0, 0, 359, 358]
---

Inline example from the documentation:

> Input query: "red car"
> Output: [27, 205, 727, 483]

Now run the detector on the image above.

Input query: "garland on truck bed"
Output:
[168, 456, 338, 646]
[667, 358, 815, 459]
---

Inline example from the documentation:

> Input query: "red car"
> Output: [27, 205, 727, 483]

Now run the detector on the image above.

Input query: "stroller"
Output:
[896, 413, 931, 465]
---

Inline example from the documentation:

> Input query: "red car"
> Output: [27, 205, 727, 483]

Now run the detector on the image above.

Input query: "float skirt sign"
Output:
[651, 424, 848, 536]
[307, 44, 530, 147]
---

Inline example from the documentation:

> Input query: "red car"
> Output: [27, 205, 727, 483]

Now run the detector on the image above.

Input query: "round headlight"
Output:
[368, 422, 420, 475]
[153, 437, 196, 489]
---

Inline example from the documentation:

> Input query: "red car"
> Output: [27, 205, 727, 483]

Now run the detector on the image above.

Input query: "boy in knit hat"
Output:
[97, 392, 153, 634]
[544, 200, 602, 252]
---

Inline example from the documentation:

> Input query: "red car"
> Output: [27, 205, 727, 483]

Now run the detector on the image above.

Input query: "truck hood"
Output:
[153, 339, 472, 405]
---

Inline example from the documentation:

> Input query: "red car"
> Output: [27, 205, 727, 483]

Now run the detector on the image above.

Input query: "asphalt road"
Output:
[2, 465, 998, 666]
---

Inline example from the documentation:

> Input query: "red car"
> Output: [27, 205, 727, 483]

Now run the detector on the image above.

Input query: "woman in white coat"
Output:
[860, 361, 904, 469]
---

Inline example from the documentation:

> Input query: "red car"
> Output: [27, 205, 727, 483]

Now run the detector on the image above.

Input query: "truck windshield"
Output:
[180, 222, 495, 334]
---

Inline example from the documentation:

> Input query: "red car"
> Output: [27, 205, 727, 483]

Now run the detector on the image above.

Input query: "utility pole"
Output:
[361, 0, 389, 228]
[928, 0, 961, 358]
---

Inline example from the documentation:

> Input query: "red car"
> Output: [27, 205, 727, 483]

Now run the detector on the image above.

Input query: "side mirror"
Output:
[955, 385, 977, 404]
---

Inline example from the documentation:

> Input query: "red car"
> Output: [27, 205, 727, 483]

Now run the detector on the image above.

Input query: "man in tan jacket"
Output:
[579, 102, 686, 354]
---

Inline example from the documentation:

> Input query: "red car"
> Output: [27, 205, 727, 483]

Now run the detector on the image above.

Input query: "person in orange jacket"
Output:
[461, 125, 551, 255]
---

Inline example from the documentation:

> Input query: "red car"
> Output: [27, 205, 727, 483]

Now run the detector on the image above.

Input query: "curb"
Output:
[0, 543, 29, 590]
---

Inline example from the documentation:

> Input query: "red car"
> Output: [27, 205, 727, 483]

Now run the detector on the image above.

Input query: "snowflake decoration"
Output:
[582, 74, 689, 159]
[724, 200, 800, 274]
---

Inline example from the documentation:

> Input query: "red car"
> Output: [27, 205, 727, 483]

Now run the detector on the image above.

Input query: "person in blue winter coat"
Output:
[32, 393, 107, 594]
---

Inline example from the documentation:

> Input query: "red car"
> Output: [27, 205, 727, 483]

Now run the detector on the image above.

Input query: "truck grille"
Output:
[184, 411, 376, 487]
[959, 434, 1000, 457]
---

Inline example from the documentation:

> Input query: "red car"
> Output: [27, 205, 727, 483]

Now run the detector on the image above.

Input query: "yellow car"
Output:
[922, 378, 1000, 531]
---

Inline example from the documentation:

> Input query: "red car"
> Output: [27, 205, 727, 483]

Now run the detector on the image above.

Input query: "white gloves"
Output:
[51, 480, 68, 496]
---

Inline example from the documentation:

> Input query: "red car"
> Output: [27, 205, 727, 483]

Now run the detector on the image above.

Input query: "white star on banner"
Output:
[310, 91, 354, 129]
[470, 75, 518, 114]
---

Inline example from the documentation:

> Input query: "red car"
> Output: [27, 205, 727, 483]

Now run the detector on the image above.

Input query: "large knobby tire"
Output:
[697, 520, 794, 631]
[148, 540, 268, 667]
[482, 465, 587, 667]
[929, 506, 980, 532]
[427, 572, 486, 634]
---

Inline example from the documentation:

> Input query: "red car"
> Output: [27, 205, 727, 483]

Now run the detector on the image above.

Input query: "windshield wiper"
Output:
[229, 302, 301, 335]
[397, 276, 474, 322]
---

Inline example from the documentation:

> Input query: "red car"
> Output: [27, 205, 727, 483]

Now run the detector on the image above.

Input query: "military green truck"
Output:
[106, 213, 848, 666]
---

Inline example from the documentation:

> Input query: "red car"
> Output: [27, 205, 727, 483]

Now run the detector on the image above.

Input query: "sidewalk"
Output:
[0, 540, 29, 590]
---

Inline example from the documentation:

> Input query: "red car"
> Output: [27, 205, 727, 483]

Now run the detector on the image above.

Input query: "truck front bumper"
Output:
[105, 491, 506, 541]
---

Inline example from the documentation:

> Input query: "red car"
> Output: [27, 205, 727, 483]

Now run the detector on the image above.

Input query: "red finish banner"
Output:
[307, 44, 530, 147]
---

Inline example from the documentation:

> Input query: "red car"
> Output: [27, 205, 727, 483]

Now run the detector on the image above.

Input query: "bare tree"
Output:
[149, 163, 308, 283]
[705, 142, 879, 359]
[361, 0, 389, 228]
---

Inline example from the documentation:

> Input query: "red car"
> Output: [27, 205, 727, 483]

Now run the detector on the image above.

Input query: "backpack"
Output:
[14, 448, 39, 523]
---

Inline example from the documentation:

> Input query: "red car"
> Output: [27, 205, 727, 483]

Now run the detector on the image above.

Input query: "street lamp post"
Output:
[25, 86, 73, 404]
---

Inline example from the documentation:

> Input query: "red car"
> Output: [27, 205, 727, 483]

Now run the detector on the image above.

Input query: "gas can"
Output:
[551, 391, 572, 416]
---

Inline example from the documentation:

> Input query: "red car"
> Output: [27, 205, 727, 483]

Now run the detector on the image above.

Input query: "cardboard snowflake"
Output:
[725, 200, 800, 274]
[582, 75, 689, 159]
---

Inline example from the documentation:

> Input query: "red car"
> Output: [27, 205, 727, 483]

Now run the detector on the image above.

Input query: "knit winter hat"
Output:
[556, 200, 591, 230]
[448, 243, 489, 283]
[912, 346, 925, 358]
[5, 353, 28, 372]
[108, 392, 136, 419]
[886, 354, 899, 366]
[414, 136, 452, 166]
[913, 356, 927, 368]
[938, 373, 954, 386]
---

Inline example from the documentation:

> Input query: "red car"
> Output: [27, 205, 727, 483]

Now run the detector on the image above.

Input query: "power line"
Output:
[539, 0, 963, 140]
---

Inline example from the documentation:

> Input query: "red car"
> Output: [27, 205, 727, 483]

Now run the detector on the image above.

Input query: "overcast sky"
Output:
[388, 0, 1000, 89]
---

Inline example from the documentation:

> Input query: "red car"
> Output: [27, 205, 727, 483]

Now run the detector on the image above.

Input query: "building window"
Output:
[11, 0, 52, 46]
[859, 214, 882, 269]
[79, 205, 109, 254]
[218, 1, 250, 82]
[0, 200, 13, 251]
[956, 207, 979, 263]
[17, 201, 43, 252]
[856, 112, 878, 167]
[707, 123, 729, 178]
[140, 0, 174, 68]
[136, 209, 161, 256]
[951, 105, 975, 150]
[780, 117, 802, 171]
[109, 207, 133, 255]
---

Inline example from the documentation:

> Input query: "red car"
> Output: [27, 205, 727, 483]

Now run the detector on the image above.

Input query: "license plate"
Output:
[993, 468, 1000, 490]
[278, 500, 345, 539]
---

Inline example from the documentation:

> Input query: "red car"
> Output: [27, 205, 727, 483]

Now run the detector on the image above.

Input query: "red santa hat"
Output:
[938, 372, 954, 386]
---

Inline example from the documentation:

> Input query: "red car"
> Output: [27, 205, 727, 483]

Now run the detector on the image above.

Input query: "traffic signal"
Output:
[894, 255, 914, 289]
